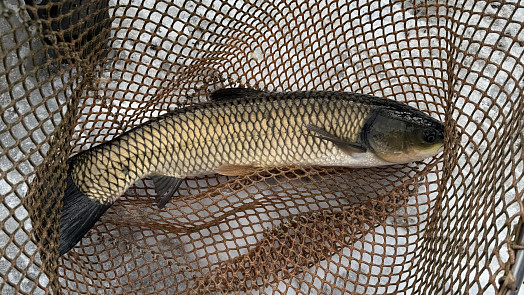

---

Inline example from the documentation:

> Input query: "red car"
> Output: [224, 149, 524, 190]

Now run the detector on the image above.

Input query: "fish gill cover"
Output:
[0, 0, 522, 294]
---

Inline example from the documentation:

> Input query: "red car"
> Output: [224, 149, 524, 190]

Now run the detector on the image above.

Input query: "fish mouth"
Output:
[405, 143, 445, 163]
[427, 143, 445, 157]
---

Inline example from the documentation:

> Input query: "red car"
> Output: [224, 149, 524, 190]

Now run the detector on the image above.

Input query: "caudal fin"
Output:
[59, 170, 111, 255]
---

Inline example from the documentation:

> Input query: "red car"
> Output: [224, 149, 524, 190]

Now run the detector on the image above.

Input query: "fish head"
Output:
[362, 106, 445, 164]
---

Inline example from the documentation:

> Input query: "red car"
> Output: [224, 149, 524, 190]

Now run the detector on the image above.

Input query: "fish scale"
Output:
[59, 88, 444, 255]
[72, 93, 370, 203]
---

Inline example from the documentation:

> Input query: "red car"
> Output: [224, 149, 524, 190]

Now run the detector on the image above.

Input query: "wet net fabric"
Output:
[0, 0, 523, 294]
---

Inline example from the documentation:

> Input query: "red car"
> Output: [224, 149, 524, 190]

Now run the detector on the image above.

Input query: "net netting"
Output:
[0, 0, 523, 293]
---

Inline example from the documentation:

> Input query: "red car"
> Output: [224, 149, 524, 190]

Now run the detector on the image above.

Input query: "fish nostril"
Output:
[438, 129, 445, 140]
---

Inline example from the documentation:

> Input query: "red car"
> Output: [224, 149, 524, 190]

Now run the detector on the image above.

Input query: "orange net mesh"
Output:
[0, 0, 522, 294]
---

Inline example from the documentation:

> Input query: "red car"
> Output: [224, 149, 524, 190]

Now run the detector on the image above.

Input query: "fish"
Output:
[59, 88, 445, 255]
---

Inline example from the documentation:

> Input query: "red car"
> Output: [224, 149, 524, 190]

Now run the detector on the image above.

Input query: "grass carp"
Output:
[59, 88, 445, 255]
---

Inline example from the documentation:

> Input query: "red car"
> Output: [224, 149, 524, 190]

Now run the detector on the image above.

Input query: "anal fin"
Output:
[215, 164, 257, 176]
[150, 175, 184, 209]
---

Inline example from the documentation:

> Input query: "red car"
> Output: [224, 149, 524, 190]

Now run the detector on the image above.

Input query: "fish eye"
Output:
[423, 128, 437, 143]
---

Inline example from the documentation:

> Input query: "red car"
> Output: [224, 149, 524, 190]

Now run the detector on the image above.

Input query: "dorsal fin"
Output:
[210, 88, 266, 101]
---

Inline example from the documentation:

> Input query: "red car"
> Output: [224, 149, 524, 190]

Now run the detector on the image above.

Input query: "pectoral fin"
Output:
[215, 164, 257, 176]
[305, 124, 366, 155]
[150, 175, 184, 208]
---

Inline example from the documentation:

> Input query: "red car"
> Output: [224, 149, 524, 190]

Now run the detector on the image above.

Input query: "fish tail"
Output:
[59, 169, 111, 256]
